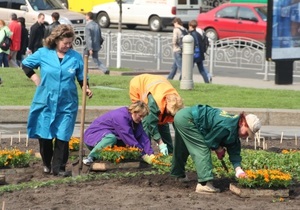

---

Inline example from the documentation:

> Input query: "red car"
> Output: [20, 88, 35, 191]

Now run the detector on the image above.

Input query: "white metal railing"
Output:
[73, 32, 300, 80]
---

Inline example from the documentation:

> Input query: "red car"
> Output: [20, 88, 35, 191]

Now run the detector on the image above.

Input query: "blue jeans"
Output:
[0, 52, 9, 67]
[195, 61, 209, 83]
[168, 51, 182, 80]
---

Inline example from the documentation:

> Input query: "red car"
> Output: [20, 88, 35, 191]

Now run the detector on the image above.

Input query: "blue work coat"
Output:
[22, 47, 84, 141]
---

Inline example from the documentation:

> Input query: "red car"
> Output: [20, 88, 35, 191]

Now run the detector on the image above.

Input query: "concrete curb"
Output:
[1, 106, 300, 126]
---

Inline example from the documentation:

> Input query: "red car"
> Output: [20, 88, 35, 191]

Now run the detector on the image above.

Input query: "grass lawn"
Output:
[0, 68, 300, 109]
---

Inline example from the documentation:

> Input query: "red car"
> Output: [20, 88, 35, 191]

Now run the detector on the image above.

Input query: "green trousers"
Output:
[170, 108, 214, 183]
[143, 122, 173, 153]
[87, 134, 117, 159]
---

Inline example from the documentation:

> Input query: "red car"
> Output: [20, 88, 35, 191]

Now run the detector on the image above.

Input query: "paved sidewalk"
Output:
[189, 74, 300, 91]
[0, 124, 299, 141]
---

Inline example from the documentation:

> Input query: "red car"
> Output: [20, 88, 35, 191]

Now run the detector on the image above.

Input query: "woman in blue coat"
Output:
[22, 24, 93, 177]
[83, 101, 155, 165]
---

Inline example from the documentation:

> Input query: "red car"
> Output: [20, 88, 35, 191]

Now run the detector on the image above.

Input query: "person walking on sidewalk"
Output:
[189, 20, 210, 83]
[22, 24, 93, 177]
[16, 17, 29, 67]
[83, 101, 155, 165]
[8, 13, 21, 68]
[0, 19, 12, 67]
[171, 104, 261, 193]
[28, 13, 45, 54]
[167, 17, 187, 80]
[44, 12, 60, 38]
[129, 74, 184, 155]
[84, 12, 109, 75]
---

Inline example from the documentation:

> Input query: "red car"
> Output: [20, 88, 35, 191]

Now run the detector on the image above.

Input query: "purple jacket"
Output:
[84, 107, 154, 155]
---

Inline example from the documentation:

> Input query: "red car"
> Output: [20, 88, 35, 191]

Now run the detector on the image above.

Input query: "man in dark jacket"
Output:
[28, 13, 45, 54]
[44, 12, 60, 38]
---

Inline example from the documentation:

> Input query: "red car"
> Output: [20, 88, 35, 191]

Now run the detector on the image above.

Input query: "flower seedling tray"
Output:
[91, 161, 141, 171]
[229, 183, 289, 198]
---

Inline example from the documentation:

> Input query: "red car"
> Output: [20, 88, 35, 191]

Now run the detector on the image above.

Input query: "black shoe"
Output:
[0, 77, 2, 84]
[53, 171, 72, 177]
[104, 70, 110, 75]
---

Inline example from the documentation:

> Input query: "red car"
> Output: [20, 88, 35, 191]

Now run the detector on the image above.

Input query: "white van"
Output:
[0, 0, 86, 43]
[92, 0, 202, 32]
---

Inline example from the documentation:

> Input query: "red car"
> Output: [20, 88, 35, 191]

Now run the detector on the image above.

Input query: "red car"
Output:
[197, 3, 267, 42]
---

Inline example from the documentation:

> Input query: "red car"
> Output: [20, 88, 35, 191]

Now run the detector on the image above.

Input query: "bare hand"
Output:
[86, 88, 93, 98]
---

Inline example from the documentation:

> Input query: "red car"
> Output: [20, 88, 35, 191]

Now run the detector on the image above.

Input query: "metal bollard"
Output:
[180, 34, 194, 90]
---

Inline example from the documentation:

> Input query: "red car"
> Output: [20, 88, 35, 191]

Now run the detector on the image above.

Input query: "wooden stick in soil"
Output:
[78, 55, 89, 171]
[280, 132, 283, 144]
[10, 136, 13, 146]
[2, 200, 5, 210]
[19, 131, 21, 143]
[25, 135, 28, 147]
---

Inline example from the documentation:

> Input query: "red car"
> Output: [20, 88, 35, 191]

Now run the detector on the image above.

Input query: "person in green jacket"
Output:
[171, 104, 261, 194]
[0, 19, 12, 67]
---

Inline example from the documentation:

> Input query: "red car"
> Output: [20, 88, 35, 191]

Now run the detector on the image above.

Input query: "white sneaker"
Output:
[195, 182, 220, 194]
[82, 156, 94, 165]
[175, 175, 190, 183]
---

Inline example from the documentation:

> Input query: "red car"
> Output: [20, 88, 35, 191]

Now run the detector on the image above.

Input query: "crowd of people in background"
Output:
[0, 11, 108, 83]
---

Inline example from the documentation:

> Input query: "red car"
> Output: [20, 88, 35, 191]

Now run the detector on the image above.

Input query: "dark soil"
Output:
[0, 137, 300, 210]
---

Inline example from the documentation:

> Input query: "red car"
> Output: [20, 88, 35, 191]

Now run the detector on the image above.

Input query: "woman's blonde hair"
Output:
[0, 20, 6, 26]
[128, 100, 149, 117]
[44, 24, 75, 49]
[166, 94, 184, 116]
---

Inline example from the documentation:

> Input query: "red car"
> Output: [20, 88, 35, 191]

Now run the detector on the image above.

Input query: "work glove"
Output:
[215, 147, 226, 160]
[235, 168, 246, 178]
[142, 154, 155, 164]
[159, 143, 168, 156]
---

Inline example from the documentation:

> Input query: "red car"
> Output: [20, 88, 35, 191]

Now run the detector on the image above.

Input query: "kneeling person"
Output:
[83, 101, 155, 165]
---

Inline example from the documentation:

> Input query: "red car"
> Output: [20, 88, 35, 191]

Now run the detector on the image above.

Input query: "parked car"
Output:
[197, 3, 267, 42]
[92, 0, 202, 32]
[0, 0, 86, 45]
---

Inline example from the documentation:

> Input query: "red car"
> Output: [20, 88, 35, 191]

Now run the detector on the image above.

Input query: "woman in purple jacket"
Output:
[83, 101, 155, 165]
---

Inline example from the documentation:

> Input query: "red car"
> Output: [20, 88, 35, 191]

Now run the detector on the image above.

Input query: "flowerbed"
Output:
[0, 149, 33, 168]
[94, 145, 142, 164]
[152, 148, 300, 188]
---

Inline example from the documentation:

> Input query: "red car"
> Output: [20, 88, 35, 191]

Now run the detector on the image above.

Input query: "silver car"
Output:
[0, 0, 86, 45]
